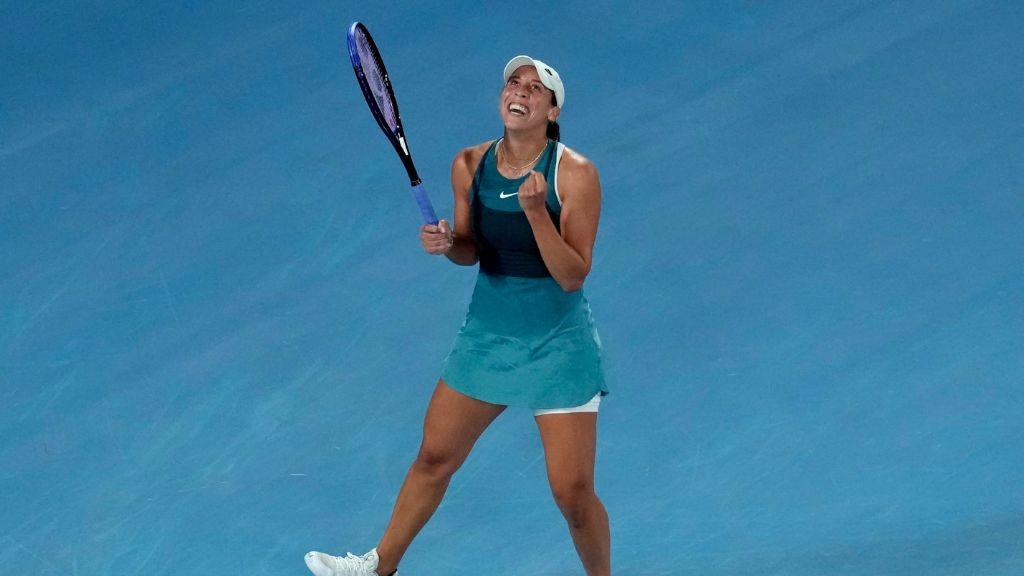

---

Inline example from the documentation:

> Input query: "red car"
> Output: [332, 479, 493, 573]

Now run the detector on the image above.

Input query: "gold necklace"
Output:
[498, 139, 545, 175]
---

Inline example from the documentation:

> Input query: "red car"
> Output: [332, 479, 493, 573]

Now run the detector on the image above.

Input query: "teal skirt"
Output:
[442, 272, 607, 409]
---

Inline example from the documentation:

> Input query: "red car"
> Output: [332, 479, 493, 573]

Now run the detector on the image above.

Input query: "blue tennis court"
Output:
[2, 1, 1021, 574]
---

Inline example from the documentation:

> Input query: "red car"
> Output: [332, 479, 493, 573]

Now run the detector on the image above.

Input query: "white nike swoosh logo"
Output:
[499, 191, 519, 199]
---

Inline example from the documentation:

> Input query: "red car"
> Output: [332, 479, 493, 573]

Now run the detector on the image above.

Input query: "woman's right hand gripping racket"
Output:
[346, 21, 439, 225]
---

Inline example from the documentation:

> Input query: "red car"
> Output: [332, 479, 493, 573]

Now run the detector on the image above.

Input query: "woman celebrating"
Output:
[306, 55, 610, 576]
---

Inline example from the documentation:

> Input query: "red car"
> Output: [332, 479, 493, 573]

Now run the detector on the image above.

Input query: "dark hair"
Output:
[546, 121, 560, 142]
[547, 92, 560, 141]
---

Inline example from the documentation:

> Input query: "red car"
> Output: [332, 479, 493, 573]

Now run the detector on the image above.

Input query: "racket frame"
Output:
[347, 22, 438, 224]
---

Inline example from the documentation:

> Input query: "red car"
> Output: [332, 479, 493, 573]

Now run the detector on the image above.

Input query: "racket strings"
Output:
[354, 32, 399, 131]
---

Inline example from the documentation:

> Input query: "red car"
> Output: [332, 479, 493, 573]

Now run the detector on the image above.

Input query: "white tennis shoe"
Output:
[304, 547, 395, 576]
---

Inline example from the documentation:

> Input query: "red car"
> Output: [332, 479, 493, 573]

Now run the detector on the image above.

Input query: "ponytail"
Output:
[546, 121, 560, 142]
[547, 92, 561, 142]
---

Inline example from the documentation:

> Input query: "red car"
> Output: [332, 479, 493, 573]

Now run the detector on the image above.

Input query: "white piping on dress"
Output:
[553, 142, 566, 207]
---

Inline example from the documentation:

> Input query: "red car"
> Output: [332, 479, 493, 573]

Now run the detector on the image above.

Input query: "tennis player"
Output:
[305, 54, 610, 576]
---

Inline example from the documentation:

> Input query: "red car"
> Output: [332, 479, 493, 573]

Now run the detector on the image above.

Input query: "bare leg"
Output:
[535, 412, 611, 576]
[374, 380, 505, 575]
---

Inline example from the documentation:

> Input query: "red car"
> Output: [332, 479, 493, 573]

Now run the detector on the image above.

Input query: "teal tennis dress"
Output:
[441, 139, 608, 409]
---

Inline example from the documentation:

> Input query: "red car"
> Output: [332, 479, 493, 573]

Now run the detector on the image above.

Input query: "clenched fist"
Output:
[517, 171, 548, 214]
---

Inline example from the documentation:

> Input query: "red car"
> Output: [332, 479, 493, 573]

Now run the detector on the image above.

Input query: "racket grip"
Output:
[412, 182, 439, 225]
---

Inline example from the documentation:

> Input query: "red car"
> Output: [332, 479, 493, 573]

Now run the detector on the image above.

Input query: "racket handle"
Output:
[412, 182, 439, 225]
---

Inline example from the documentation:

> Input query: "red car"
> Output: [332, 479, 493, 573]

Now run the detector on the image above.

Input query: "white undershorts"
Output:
[533, 393, 602, 416]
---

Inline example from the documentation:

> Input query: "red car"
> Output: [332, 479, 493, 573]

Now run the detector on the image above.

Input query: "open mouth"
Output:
[508, 103, 528, 116]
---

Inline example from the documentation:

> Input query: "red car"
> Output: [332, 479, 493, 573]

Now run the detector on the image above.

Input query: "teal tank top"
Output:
[471, 139, 561, 278]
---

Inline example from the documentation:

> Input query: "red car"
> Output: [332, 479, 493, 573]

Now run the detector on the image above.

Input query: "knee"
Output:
[550, 478, 594, 524]
[412, 444, 462, 482]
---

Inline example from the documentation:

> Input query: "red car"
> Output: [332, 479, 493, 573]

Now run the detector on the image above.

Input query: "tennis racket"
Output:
[346, 21, 439, 225]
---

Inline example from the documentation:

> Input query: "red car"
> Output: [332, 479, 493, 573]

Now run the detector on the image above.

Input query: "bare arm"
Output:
[420, 143, 490, 265]
[518, 148, 601, 292]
